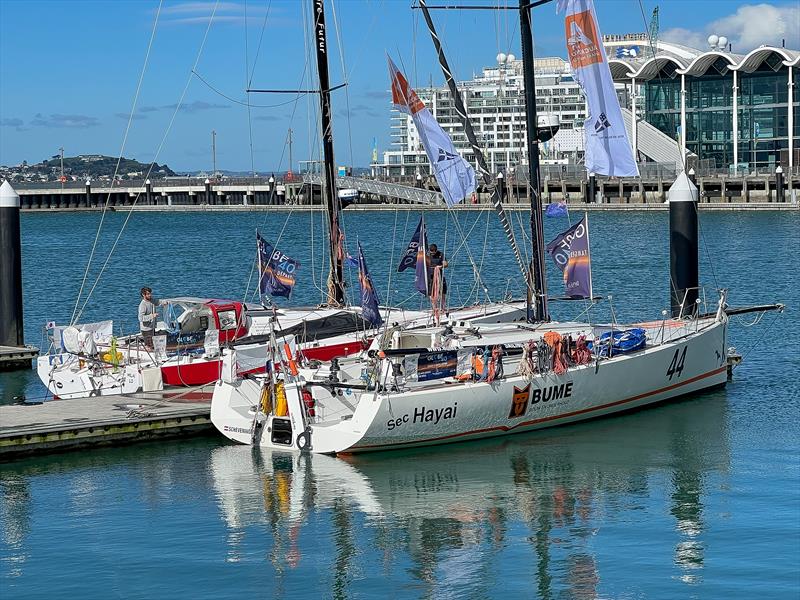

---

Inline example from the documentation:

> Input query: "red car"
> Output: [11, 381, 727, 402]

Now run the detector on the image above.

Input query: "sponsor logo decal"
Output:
[565, 10, 602, 68]
[386, 402, 458, 431]
[509, 384, 531, 418]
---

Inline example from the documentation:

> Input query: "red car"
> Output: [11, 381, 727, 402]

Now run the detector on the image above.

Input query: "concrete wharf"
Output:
[0, 345, 39, 370]
[10, 170, 800, 209]
[0, 385, 215, 460]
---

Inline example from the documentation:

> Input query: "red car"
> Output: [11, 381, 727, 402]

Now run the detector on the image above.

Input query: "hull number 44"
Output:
[666, 347, 687, 380]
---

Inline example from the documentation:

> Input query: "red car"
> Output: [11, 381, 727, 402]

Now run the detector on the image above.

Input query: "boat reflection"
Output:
[210, 392, 730, 596]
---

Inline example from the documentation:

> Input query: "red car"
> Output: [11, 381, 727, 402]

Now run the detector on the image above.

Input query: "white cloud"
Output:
[662, 3, 800, 52]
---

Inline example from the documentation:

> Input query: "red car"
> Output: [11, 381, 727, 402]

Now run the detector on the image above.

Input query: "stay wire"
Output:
[69, 0, 163, 326]
[74, 1, 221, 324]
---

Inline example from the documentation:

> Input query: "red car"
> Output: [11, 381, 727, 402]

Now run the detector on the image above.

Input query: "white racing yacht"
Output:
[210, 0, 782, 454]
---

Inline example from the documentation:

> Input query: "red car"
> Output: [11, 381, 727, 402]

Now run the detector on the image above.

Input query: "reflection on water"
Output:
[206, 393, 730, 598]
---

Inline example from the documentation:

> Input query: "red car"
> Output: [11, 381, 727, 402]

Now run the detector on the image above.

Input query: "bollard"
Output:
[687, 167, 696, 187]
[775, 165, 785, 203]
[204, 178, 211, 205]
[0, 181, 24, 347]
[145, 179, 152, 205]
[85, 180, 92, 208]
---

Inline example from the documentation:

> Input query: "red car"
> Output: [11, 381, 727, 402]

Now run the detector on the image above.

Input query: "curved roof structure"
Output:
[605, 42, 798, 82]
[730, 46, 799, 72]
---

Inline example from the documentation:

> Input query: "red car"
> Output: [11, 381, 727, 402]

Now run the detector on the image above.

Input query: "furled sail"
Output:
[557, 0, 639, 177]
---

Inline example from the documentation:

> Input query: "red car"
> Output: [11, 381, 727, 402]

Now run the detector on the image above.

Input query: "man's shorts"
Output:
[141, 329, 154, 348]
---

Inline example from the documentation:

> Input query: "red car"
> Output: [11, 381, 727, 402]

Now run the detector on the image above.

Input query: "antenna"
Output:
[211, 130, 217, 178]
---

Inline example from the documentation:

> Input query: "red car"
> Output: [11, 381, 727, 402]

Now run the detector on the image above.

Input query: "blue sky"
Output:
[1, 0, 797, 172]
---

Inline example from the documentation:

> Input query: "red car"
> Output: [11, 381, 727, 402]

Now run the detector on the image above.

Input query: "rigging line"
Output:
[69, 0, 163, 326]
[247, 0, 275, 87]
[74, 1, 221, 323]
[244, 0, 257, 178]
[384, 208, 403, 308]
[192, 70, 311, 107]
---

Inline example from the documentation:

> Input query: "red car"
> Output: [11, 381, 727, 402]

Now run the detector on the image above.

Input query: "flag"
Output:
[398, 217, 424, 272]
[558, 0, 638, 178]
[414, 218, 430, 296]
[357, 242, 383, 327]
[344, 254, 358, 268]
[545, 216, 592, 298]
[257, 233, 300, 301]
[388, 57, 476, 206]
[545, 201, 568, 217]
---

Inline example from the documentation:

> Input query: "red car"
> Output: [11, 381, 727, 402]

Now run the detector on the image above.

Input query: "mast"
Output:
[417, 0, 528, 284]
[519, 0, 549, 322]
[313, 0, 345, 306]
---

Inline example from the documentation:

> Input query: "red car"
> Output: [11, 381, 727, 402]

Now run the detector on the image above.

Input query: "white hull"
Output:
[211, 315, 728, 454]
[38, 300, 528, 399]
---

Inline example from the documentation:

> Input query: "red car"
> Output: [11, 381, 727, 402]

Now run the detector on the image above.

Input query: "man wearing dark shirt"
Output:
[427, 244, 448, 297]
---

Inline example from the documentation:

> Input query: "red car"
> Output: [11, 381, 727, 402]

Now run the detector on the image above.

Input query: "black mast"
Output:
[519, 0, 549, 322]
[313, 0, 345, 306]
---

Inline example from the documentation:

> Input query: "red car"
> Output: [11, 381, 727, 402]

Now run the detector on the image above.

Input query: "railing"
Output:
[302, 173, 443, 205]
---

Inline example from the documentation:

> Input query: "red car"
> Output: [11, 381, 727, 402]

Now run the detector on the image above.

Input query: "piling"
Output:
[776, 166, 785, 203]
[668, 171, 699, 318]
[0, 181, 24, 348]
[587, 172, 596, 203]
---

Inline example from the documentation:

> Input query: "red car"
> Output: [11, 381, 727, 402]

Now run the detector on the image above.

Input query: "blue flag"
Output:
[545, 216, 592, 298]
[257, 233, 300, 301]
[398, 217, 424, 272]
[357, 242, 383, 327]
[344, 254, 358, 268]
[414, 218, 430, 296]
[545, 201, 568, 217]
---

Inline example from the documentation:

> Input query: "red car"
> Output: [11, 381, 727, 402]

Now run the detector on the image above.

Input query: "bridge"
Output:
[303, 172, 443, 205]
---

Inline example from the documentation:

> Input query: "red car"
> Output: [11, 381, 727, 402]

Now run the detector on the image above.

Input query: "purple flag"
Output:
[258, 233, 300, 300]
[357, 242, 383, 327]
[545, 201, 568, 217]
[545, 216, 592, 298]
[398, 217, 424, 272]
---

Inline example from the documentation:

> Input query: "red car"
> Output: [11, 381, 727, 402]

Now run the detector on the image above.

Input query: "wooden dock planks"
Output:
[0, 385, 217, 459]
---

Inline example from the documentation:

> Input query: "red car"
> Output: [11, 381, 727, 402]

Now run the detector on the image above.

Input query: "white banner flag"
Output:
[558, 0, 639, 177]
[388, 57, 476, 206]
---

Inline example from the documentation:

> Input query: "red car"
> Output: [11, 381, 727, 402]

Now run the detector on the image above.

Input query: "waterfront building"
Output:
[379, 34, 798, 177]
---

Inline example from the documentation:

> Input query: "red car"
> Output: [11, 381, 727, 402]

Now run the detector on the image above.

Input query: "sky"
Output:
[1, 0, 798, 173]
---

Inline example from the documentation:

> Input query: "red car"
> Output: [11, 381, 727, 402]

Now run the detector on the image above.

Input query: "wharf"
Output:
[0, 385, 215, 460]
[0, 345, 39, 370]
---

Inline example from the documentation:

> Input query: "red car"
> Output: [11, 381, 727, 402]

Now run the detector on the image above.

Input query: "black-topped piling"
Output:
[0, 181, 24, 347]
[669, 171, 699, 318]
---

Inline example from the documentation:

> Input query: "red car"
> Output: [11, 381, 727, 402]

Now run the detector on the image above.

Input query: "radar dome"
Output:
[717, 36, 728, 49]
[497, 53, 507, 64]
[707, 34, 719, 47]
[507, 53, 516, 62]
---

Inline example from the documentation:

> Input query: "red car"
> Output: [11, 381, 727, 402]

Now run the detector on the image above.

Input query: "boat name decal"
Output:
[530, 382, 574, 406]
[386, 402, 458, 431]
[223, 425, 251, 435]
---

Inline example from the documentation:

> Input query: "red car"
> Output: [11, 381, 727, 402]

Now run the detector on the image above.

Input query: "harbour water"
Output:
[1, 209, 798, 598]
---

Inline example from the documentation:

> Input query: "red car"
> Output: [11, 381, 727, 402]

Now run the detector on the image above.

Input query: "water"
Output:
[1, 209, 798, 598]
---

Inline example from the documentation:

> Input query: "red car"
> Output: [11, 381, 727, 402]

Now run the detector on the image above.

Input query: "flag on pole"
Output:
[545, 216, 593, 298]
[388, 57, 476, 206]
[398, 217, 424, 272]
[257, 233, 300, 301]
[557, 0, 639, 178]
[545, 201, 568, 217]
[357, 242, 383, 327]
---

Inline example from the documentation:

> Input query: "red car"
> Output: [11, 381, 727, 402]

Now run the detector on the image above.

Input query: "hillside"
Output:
[1, 154, 175, 183]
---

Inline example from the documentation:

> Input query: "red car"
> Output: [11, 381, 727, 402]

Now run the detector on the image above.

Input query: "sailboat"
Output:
[210, 0, 781, 453]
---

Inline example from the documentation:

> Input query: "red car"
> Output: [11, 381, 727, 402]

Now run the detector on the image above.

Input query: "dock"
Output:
[0, 345, 39, 370]
[0, 385, 216, 460]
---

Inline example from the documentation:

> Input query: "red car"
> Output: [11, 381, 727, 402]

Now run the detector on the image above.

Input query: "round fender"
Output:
[296, 430, 312, 451]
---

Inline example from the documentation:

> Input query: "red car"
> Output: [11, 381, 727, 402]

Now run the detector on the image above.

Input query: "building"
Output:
[380, 34, 799, 176]
[607, 35, 799, 171]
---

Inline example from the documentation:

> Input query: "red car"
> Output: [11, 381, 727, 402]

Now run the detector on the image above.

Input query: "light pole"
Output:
[59, 147, 65, 187]
[211, 130, 217, 179]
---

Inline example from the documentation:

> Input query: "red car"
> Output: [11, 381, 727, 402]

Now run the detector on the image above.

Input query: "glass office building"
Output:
[608, 39, 799, 170]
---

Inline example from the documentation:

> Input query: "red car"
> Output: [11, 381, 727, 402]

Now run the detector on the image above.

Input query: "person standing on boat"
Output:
[138, 287, 164, 349]
[427, 244, 448, 299]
